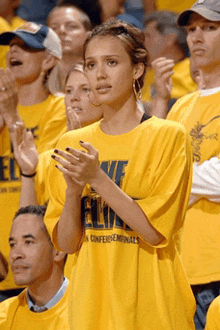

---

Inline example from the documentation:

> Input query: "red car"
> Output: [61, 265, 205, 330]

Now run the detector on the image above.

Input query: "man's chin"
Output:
[14, 275, 30, 287]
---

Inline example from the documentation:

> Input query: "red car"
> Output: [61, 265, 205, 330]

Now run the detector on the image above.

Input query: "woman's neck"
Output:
[17, 79, 49, 106]
[101, 96, 143, 135]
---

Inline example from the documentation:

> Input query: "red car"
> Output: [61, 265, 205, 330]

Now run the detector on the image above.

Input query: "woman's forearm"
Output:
[57, 188, 84, 254]
[91, 169, 164, 246]
[19, 176, 37, 208]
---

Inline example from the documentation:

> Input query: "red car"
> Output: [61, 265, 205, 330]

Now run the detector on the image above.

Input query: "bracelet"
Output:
[20, 171, 36, 178]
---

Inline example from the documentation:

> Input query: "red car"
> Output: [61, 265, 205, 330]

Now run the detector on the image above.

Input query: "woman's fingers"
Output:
[53, 143, 99, 185]
[65, 142, 98, 162]
[66, 107, 81, 131]
[53, 148, 80, 164]
[13, 122, 24, 149]
[23, 129, 35, 148]
[79, 141, 98, 157]
[52, 153, 79, 170]
[55, 164, 85, 187]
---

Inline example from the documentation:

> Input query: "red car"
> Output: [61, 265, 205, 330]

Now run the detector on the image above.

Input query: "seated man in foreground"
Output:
[0, 205, 69, 329]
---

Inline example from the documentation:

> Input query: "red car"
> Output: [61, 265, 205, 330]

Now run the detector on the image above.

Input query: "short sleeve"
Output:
[135, 123, 192, 247]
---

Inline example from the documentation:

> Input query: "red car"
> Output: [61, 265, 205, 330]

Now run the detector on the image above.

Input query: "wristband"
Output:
[20, 171, 36, 178]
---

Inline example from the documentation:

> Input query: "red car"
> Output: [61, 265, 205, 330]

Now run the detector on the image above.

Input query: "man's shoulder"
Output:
[171, 91, 199, 109]
[167, 91, 199, 121]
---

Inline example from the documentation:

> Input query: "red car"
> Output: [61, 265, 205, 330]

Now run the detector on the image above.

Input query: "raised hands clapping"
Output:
[13, 122, 38, 176]
[52, 141, 100, 193]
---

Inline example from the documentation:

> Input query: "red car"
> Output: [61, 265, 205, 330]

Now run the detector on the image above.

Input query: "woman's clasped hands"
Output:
[52, 141, 100, 191]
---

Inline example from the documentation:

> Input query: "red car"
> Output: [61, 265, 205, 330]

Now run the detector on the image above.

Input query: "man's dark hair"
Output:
[14, 205, 46, 220]
[13, 205, 51, 241]
[143, 11, 188, 56]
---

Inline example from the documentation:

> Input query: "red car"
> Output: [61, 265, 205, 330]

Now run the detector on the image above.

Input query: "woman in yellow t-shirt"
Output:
[44, 20, 195, 329]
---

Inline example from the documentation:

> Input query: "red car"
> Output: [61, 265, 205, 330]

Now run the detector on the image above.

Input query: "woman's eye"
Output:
[65, 89, 73, 95]
[108, 60, 117, 66]
[82, 87, 90, 93]
[9, 243, 15, 248]
[25, 240, 33, 245]
[86, 62, 95, 70]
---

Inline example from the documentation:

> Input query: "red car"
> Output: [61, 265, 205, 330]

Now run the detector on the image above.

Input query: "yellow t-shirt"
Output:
[157, 0, 195, 12]
[167, 89, 220, 285]
[0, 16, 26, 69]
[0, 94, 67, 291]
[142, 58, 196, 104]
[205, 295, 220, 330]
[45, 117, 195, 330]
[0, 288, 70, 329]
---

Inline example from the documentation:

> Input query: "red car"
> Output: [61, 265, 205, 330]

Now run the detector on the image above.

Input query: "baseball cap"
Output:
[0, 22, 62, 59]
[178, 0, 220, 26]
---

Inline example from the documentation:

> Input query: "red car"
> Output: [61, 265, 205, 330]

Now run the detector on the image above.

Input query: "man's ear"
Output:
[42, 53, 58, 72]
[53, 249, 67, 263]
[133, 62, 145, 81]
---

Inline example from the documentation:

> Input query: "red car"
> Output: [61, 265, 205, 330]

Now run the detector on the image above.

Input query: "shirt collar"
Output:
[200, 86, 220, 97]
[26, 277, 68, 312]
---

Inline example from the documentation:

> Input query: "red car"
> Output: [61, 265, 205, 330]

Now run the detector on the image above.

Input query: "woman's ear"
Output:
[133, 62, 145, 81]
[42, 53, 58, 72]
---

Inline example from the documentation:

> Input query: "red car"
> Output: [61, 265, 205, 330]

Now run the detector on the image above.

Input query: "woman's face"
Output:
[8, 37, 46, 85]
[84, 36, 137, 108]
[65, 70, 102, 127]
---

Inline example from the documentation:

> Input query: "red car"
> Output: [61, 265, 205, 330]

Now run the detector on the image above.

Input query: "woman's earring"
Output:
[88, 92, 101, 107]
[133, 79, 142, 100]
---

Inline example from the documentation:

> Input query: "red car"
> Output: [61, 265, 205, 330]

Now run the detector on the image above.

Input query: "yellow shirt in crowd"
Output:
[157, 0, 195, 12]
[0, 16, 26, 69]
[167, 89, 220, 285]
[0, 288, 70, 329]
[141, 58, 196, 104]
[0, 94, 67, 291]
[45, 117, 195, 330]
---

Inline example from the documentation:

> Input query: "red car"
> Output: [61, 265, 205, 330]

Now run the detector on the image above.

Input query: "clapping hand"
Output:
[66, 106, 81, 131]
[52, 141, 99, 193]
[0, 68, 19, 125]
[13, 122, 39, 175]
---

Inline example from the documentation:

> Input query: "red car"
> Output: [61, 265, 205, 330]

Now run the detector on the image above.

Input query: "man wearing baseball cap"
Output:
[0, 22, 67, 302]
[167, 1, 220, 329]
